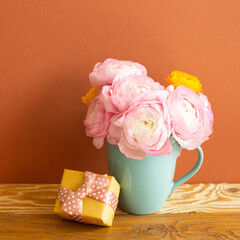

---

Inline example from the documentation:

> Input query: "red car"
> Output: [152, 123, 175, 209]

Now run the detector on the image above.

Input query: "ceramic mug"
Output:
[107, 138, 203, 214]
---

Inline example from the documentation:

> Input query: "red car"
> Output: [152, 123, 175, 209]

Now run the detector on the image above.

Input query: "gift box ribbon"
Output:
[57, 171, 118, 222]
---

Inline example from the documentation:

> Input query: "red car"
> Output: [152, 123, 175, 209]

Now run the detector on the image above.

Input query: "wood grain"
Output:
[0, 183, 239, 214]
[162, 183, 240, 214]
[0, 184, 239, 239]
[0, 213, 240, 239]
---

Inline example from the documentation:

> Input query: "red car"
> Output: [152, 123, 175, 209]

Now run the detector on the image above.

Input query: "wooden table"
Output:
[0, 184, 239, 239]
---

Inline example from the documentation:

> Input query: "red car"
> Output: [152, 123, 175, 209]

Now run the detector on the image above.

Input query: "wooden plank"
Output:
[162, 183, 240, 214]
[0, 213, 240, 239]
[0, 184, 240, 239]
[0, 183, 239, 214]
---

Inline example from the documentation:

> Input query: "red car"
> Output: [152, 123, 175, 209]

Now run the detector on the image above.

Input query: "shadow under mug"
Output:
[107, 138, 203, 215]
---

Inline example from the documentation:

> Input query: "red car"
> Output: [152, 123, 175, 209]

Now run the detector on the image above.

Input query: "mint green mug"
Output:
[107, 138, 203, 214]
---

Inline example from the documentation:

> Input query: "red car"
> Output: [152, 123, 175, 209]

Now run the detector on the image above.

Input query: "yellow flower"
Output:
[166, 71, 202, 93]
[81, 87, 99, 106]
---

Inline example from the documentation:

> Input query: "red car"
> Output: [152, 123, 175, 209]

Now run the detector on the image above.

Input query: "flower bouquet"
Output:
[82, 58, 213, 159]
[82, 58, 213, 214]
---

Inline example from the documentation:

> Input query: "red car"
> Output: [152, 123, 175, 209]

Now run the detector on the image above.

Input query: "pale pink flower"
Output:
[89, 58, 147, 87]
[108, 90, 172, 160]
[167, 85, 213, 149]
[84, 91, 113, 149]
[199, 93, 214, 140]
[102, 74, 164, 113]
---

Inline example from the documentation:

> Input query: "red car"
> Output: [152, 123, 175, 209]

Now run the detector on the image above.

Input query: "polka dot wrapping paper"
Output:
[54, 169, 120, 227]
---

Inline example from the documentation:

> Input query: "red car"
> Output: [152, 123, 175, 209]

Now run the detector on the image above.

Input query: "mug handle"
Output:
[170, 147, 204, 195]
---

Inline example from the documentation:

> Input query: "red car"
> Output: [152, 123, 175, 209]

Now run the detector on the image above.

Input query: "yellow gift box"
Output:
[54, 169, 120, 227]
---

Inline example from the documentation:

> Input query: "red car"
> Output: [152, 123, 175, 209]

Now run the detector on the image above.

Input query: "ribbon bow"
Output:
[57, 171, 118, 222]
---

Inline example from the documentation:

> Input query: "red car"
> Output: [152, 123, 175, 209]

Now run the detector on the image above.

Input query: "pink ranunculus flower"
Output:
[167, 85, 213, 150]
[199, 93, 214, 140]
[107, 90, 172, 160]
[84, 91, 113, 149]
[102, 74, 164, 113]
[89, 58, 147, 87]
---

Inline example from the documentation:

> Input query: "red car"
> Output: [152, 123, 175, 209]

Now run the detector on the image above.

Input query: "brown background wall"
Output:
[0, 0, 239, 183]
